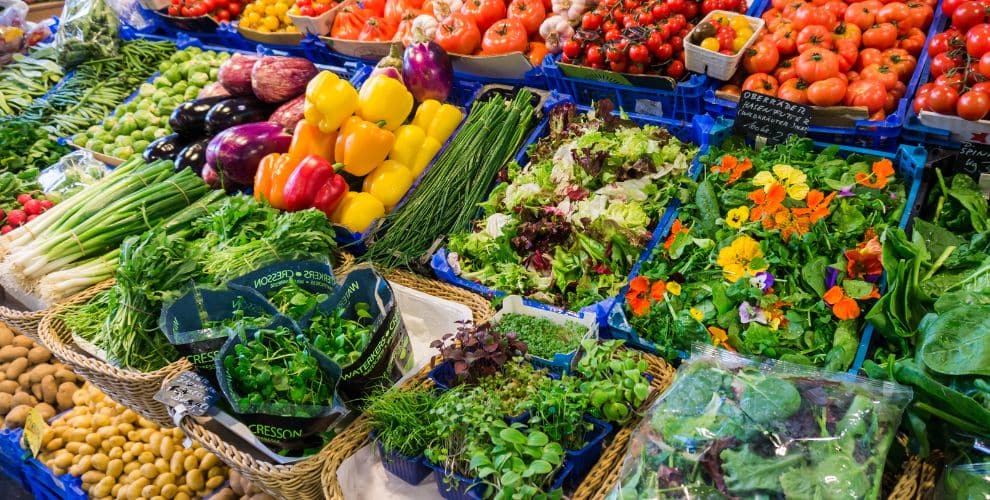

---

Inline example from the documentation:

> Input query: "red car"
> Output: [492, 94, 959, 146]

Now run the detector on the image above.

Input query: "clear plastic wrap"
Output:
[608, 345, 913, 500]
[938, 463, 990, 498]
[107, 0, 154, 31]
[38, 150, 109, 200]
[54, 0, 120, 69]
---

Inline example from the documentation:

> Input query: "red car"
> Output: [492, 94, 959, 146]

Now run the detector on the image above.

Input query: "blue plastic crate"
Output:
[606, 119, 926, 372]
[0, 429, 27, 490]
[23, 454, 86, 500]
[371, 431, 433, 485]
[703, 0, 943, 151]
[333, 76, 483, 254]
[430, 102, 714, 326]
[563, 416, 612, 489]
[425, 458, 570, 500]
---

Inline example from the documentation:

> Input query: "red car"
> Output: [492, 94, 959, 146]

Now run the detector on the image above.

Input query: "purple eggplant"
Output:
[268, 94, 306, 130]
[175, 138, 211, 173]
[169, 96, 230, 137]
[371, 44, 404, 83]
[143, 133, 188, 162]
[204, 97, 275, 135]
[206, 122, 291, 185]
[218, 54, 260, 96]
[251, 56, 318, 103]
[402, 37, 453, 102]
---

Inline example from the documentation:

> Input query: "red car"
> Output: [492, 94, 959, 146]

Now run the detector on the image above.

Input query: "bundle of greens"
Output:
[0, 120, 70, 174]
[864, 170, 990, 448]
[266, 279, 329, 320]
[0, 46, 64, 117]
[0, 169, 41, 208]
[491, 313, 587, 360]
[609, 347, 911, 500]
[54, 0, 120, 69]
[307, 302, 373, 368]
[446, 101, 698, 310]
[625, 136, 906, 369]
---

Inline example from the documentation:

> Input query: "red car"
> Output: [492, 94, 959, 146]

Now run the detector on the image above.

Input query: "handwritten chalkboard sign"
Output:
[734, 91, 811, 145]
[957, 141, 990, 178]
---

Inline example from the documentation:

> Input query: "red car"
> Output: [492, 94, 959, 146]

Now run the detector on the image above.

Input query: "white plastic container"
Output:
[683, 10, 764, 81]
[492, 295, 598, 370]
[918, 110, 990, 144]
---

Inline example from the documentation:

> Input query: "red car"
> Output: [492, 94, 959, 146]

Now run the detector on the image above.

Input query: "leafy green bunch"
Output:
[267, 279, 330, 320]
[307, 302, 374, 368]
[469, 422, 565, 500]
[574, 339, 651, 424]
[365, 386, 438, 458]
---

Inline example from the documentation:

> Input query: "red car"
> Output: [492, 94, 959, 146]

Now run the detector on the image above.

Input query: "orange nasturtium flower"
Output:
[707, 326, 735, 351]
[664, 219, 689, 250]
[711, 155, 754, 184]
[854, 158, 895, 189]
[823, 286, 860, 320]
[748, 183, 786, 222]
[626, 276, 652, 316]
[793, 190, 837, 223]
[845, 236, 883, 280]
[650, 280, 667, 301]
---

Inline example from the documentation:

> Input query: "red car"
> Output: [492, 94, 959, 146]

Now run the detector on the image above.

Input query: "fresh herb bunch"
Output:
[202, 296, 274, 331]
[307, 302, 373, 368]
[863, 169, 990, 450]
[447, 100, 698, 309]
[469, 421, 564, 500]
[431, 320, 528, 386]
[0, 169, 42, 207]
[612, 350, 909, 499]
[0, 120, 70, 174]
[628, 135, 906, 369]
[365, 386, 438, 458]
[523, 375, 591, 450]
[267, 279, 329, 320]
[492, 313, 586, 360]
[224, 325, 333, 411]
[574, 340, 651, 424]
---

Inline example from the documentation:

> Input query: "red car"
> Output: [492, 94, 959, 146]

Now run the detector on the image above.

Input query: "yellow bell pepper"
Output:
[332, 192, 386, 233]
[388, 124, 426, 168]
[357, 74, 413, 131]
[304, 71, 359, 134]
[410, 136, 442, 177]
[334, 116, 395, 177]
[412, 100, 463, 142]
[363, 160, 414, 212]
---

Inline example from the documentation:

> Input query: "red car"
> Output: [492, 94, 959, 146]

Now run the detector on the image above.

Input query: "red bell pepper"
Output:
[281, 154, 350, 216]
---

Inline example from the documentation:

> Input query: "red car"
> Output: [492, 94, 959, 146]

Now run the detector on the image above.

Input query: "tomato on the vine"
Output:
[931, 51, 964, 77]
[581, 11, 603, 30]
[967, 23, 990, 56]
[562, 39, 582, 58]
[957, 90, 990, 120]
[936, 72, 966, 90]
[666, 60, 686, 78]
[951, 1, 990, 32]
[628, 43, 651, 64]
[585, 45, 605, 65]
[927, 84, 961, 113]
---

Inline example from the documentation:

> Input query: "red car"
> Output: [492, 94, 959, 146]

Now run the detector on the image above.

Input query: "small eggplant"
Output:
[174, 138, 210, 173]
[204, 97, 275, 135]
[206, 122, 292, 185]
[143, 133, 188, 162]
[169, 96, 230, 137]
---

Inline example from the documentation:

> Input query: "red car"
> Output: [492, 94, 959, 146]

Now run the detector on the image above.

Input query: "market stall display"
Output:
[0, 323, 79, 428]
[0, 45, 62, 117]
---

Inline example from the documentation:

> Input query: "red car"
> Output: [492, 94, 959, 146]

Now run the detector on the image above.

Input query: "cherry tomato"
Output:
[655, 42, 674, 60]
[943, 0, 968, 16]
[913, 83, 934, 113]
[930, 51, 964, 77]
[927, 84, 961, 113]
[967, 23, 990, 57]
[957, 90, 990, 120]
[585, 45, 605, 65]
[978, 51, 990, 78]
[807, 77, 848, 106]
[581, 12, 603, 30]
[628, 43, 651, 64]
[936, 72, 965, 90]
[971, 81, 990, 94]
[666, 60, 686, 78]
[652, 1, 670, 18]
[562, 39, 582, 58]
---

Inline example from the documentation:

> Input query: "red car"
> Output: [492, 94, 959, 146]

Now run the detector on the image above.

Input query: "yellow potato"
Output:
[106, 458, 124, 478]
[141, 484, 160, 498]
[4, 404, 31, 428]
[92, 476, 115, 497]
[45, 437, 64, 452]
[198, 453, 217, 471]
[52, 451, 73, 469]
[81, 470, 105, 485]
[0, 326, 14, 347]
[205, 474, 225, 490]
[185, 469, 204, 491]
[138, 451, 155, 464]
[27, 346, 51, 364]
[108, 447, 123, 460]
[12, 336, 33, 349]
[183, 454, 198, 472]
[140, 462, 158, 479]
[160, 483, 178, 499]
[5, 357, 28, 380]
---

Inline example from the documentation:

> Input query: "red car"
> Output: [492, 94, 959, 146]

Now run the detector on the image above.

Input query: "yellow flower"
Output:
[716, 235, 768, 282]
[752, 165, 809, 201]
[725, 206, 750, 229]
[667, 282, 682, 296]
[689, 307, 703, 321]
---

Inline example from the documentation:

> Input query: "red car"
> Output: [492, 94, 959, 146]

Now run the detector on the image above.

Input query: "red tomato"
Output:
[978, 51, 990, 78]
[845, 2, 877, 29]
[845, 79, 888, 112]
[897, 27, 927, 55]
[778, 78, 810, 104]
[927, 30, 963, 56]
[905, 1, 934, 29]
[434, 12, 482, 54]
[957, 90, 990, 120]
[859, 47, 884, 69]
[971, 81, 990, 93]
[331, 5, 373, 40]
[913, 83, 934, 112]
[742, 73, 780, 95]
[628, 43, 651, 64]
[772, 25, 798, 55]
[461, 0, 506, 33]
[481, 19, 527, 55]
[883, 48, 917, 79]
[585, 44, 604, 65]
[743, 40, 780, 74]
[807, 76, 848, 105]
[931, 51, 964, 77]
[890, 80, 907, 98]
[364, 0, 386, 14]
[863, 22, 898, 49]
[507, 0, 544, 35]
[967, 23, 990, 57]
[834, 39, 860, 72]
[656, 42, 674, 60]
[951, 1, 990, 32]
[877, 2, 909, 25]
[943, 0, 967, 16]
[936, 72, 965, 90]
[358, 16, 397, 41]
[666, 60, 686, 78]
[927, 84, 961, 113]
[793, 3, 837, 30]
[581, 11, 603, 30]
[796, 48, 840, 82]
[822, 0, 847, 20]
[833, 22, 863, 46]
[797, 25, 834, 52]
[861, 63, 900, 89]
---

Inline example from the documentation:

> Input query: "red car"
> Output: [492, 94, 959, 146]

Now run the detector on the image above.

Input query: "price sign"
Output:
[22, 408, 48, 457]
[734, 91, 812, 145]
[957, 141, 990, 177]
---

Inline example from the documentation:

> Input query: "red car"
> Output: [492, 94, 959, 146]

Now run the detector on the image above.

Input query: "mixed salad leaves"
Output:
[609, 347, 911, 500]
[624, 137, 907, 369]
[864, 170, 990, 450]
[446, 101, 698, 310]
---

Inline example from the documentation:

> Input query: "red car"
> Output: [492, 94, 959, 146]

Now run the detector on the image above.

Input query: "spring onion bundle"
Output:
[0, 157, 212, 303]
[364, 89, 537, 269]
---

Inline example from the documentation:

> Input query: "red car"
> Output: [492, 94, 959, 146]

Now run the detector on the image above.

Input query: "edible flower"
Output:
[725, 206, 750, 229]
[837, 185, 855, 197]
[626, 276, 652, 316]
[854, 158, 895, 189]
[664, 219, 688, 250]
[749, 271, 774, 292]
[689, 307, 704, 321]
[753, 164, 809, 200]
[711, 154, 753, 184]
[793, 190, 836, 223]
[823, 285, 860, 320]
[650, 280, 667, 301]
[748, 183, 786, 222]
[707, 326, 734, 351]
[716, 235, 768, 282]
[845, 236, 883, 281]
[667, 282, 681, 296]
[825, 267, 839, 290]
[739, 301, 767, 325]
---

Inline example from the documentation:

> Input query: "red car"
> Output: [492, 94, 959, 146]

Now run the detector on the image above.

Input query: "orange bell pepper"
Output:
[254, 153, 280, 203]
[289, 120, 336, 162]
[334, 116, 395, 177]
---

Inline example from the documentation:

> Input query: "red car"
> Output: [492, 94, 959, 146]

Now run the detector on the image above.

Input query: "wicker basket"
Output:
[0, 305, 46, 343]
[383, 268, 494, 324]
[321, 349, 675, 500]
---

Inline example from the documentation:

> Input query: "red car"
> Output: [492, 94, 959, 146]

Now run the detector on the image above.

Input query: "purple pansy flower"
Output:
[837, 186, 855, 198]
[825, 267, 839, 290]
[739, 301, 768, 325]
[749, 271, 775, 292]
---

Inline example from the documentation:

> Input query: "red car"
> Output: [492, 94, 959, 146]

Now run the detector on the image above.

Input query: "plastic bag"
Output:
[608, 345, 913, 500]
[38, 150, 109, 200]
[107, 0, 153, 31]
[54, 0, 120, 69]
[938, 463, 990, 498]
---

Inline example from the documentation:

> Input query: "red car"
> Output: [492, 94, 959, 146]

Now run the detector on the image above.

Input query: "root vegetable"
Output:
[0, 327, 13, 346]
[0, 380, 19, 394]
[12, 336, 33, 348]
[11, 391, 35, 407]
[27, 346, 51, 364]
[29, 364, 57, 383]
[56, 382, 78, 410]
[0, 345, 28, 362]
[5, 358, 28, 379]
[4, 404, 30, 427]
[35, 402, 55, 420]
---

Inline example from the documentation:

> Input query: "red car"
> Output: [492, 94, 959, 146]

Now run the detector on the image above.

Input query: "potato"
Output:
[11, 391, 35, 407]
[68, 454, 92, 475]
[55, 382, 77, 410]
[4, 404, 31, 427]
[205, 475, 225, 490]
[229, 469, 243, 495]
[141, 484, 161, 498]
[0, 326, 14, 347]
[0, 392, 13, 414]
[66, 441, 84, 453]
[160, 484, 178, 499]
[153, 472, 175, 488]
[138, 451, 155, 464]
[38, 375, 57, 404]
[206, 466, 224, 479]
[174, 492, 191, 500]
[85, 432, 102, 447]
[92, 476, 115, 497]
[247, 494, 275, 500]
[52, 450, 74, 468]
[140, 462, 158, 479]
[82, 469, 105, 484]
[154, 458, 169, 474]
[108, 447, 123, 460]
[12, 335, 33, 349]
[5, 357, 28, 380]
[208, 488, 237, 500]
[185, 469, 204, 491]
[0, 380, 18, 395]
[182, 454, 198, 472]
[27, 363, 56, 383]
[0, 345, 28, 362]
[27, 346, 50, 364]
[198, 453, 217, 471]
[106, 458, 124, 478]
[35, 402, 55, 421]
[45, 437, 64, 452]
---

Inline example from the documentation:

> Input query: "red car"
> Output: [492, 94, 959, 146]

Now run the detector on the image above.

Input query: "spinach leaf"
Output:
[720, 446, 804, 494]
[661, 367, 725, 416]
[739, 376, 801, 424]
[948, 174, 990, 233]
[801, 256, 828, 297]
[694, 179, 720, 238]
[922, 305, 990, 376]
[914, 219, 965, 260]
[831, 201, 866, 234]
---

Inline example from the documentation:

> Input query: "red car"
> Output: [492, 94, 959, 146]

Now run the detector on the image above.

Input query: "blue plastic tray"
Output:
[425, 458, 571, 500]
[333, 72, 484, 254]
[371, 431, 433, 485]
[431, 102, 715, 326]
[606, 119, 926, 372]
[703, 0, 943, 151]
[0, 429, 27, 490]
[563, 416, 612, 489]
